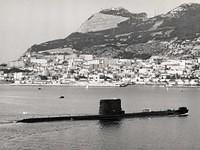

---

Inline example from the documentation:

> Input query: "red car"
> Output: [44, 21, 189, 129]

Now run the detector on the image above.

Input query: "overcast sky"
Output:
[0, 0, 200, 63]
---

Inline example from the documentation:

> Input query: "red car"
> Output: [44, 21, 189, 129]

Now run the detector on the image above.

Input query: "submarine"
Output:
[17, 99, 189, 123]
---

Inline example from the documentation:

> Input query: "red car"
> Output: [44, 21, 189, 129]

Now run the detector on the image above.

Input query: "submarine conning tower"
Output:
[99, 99, 125, 115]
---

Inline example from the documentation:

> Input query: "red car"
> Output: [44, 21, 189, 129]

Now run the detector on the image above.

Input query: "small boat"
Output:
[59, 96, 64, 99]
[119, 83, 129, 87]
[38, 87, 42, 90]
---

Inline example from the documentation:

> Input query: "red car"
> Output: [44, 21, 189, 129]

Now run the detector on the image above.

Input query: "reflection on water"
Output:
[98, 120, 122, 129]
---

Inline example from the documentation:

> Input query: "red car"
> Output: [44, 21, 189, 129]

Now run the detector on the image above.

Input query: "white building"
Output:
[7, 60, 25, 68]
[30, 58, 47, 65]
[79, 54, 93, 61]
[14, 72, 23, 80]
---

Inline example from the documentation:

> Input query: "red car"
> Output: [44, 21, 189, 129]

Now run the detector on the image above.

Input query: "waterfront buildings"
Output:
[1, 53, 200, 87]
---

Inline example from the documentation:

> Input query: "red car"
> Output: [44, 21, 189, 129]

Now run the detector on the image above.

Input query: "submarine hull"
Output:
[17, 107, 188, 123]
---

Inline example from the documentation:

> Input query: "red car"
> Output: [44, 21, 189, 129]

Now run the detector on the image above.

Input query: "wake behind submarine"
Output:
[17, 99, 189, 123]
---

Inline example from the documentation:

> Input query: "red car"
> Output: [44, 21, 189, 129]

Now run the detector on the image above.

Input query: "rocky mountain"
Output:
[26, 3, 200, 59]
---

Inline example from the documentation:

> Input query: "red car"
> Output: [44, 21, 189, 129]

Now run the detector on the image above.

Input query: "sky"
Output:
[0, 0, 200, 63]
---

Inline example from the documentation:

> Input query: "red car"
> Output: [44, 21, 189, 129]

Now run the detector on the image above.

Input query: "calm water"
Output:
[0, 85, 200, 150]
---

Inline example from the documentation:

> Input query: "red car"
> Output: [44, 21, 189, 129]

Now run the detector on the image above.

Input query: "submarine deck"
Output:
[17, 109, 188, 123]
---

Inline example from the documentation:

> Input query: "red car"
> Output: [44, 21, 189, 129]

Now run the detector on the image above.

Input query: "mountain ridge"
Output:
[25, 3, 200, 59]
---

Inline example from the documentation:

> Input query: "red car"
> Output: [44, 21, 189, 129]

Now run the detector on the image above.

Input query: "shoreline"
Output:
[8, 83, 120, 87]
[5, 83, 200, 88]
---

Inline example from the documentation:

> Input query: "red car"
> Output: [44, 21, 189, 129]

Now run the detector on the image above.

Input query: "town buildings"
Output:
[1, 52, 200, 87]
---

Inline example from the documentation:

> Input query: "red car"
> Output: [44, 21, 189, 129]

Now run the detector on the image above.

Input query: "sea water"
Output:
[0, 85, 199, 150]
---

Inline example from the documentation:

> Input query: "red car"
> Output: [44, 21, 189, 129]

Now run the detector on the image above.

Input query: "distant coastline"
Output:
[6, 82, 200, 88]
[8, 82, 120, 87]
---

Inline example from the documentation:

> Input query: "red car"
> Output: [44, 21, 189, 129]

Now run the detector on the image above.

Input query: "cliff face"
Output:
[27, 3, 200, 59]
[77, 12, 129, 33]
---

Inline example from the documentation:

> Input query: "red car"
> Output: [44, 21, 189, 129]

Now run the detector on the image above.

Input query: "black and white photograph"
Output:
[0, 0, 200, 149]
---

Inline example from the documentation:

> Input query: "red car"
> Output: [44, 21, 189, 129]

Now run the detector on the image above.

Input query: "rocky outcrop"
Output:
[25, 3, 200, 59]
[77, 13, 129, 33]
